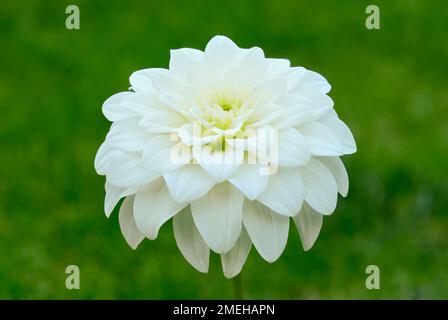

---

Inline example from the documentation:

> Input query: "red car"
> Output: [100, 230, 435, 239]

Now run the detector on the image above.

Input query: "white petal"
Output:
[191, 183, 244, 253]
[276, 128, 311, 166]
[129, 69, 157, 93]
[321, 111, 357, 154]
[195, 144, 243, 182]
[299, 158, 338, 215]
[256, 167, 304, 216]
[243, 200, 289, 262]
[221, 227, 252, 279]
[249, 78, 286, 105]
[119, 195, 144, 249]
[169, 48, 204, 77]
[266, 58, 291, 77]
[302, 70, 332, 94]
[139, 110, 186, 134]
[133, 178, 187, 239]
[96, 143, 155, 187]
[229, 163, 269, 200]
[106, 132, 148, 152]
[130, 68, 182, 94]
[164, 165, 216, 202]
[288, 68, 331, 94]
[102, 92, 155, 121]
[177, 122, 221, 146]
[102, 92, 133, 121]
[94, 142, 112, 175]
[317, 156, 349, 197]
[246, 103, 285, 128]
[158, 93, 194, 119]
[143, 135, 191, 173]
[204, 35, 242, 69]
[275, 93, 333, 128]
[222, 47, 267, 92]
[106, 119, 149, 152]
[104, 182, 137, 217]
[293, 202, 323, 251]
[107, 157, 159, 188]
[299, 122, 344, 156]
[173, 206, 209, 273]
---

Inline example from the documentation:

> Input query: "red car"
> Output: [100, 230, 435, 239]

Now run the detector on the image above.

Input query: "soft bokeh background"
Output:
[1, 0, 447, 299]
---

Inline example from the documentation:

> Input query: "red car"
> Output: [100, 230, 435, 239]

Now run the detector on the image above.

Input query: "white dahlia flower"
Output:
[95, 35, 356, 278]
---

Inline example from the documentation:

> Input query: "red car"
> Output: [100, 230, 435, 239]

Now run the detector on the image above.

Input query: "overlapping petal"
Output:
[293, 202, 323, 251]
[119, 196, 144, 250]
[256, 167, 304, 216]
[173, 206, 210, 273]
[243, 200, 289, 262]
[191, 183, 244, 253]
[299, 158, 338, 215]
[133, 178, 187, 239]
[221, 227, 252, 278]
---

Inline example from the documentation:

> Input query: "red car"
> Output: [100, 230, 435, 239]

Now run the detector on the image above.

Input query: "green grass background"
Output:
[0, 0, 447, 299]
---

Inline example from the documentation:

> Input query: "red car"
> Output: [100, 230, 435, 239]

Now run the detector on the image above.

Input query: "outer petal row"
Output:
[191, 182, 244, 254]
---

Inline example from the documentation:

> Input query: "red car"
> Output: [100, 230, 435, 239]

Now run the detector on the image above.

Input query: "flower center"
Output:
[219, 102, 233, 112]
[198, 96, 247, 131]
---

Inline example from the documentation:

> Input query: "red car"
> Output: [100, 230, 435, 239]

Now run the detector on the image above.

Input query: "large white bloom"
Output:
[95, 35, 356, 278]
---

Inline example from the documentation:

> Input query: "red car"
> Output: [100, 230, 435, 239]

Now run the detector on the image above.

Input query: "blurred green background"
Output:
[1, 0, 447, 299]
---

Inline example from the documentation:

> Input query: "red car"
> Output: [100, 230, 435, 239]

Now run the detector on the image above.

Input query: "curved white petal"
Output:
[130, 68, 183, 94]
[96, 143, 150, 178]
[102, 92, 133, 121]
[134, 178, 187, 239]
[321, 111, 357, 154]
[299, 121, 344, 156]
[249, 78, 286, 105]
[243, 200, 289, 263]
[288, 68, 331, 94]
[119, 196, 144, 249]
[229, 163, 269, 200]
[169, 48, 204, 77]
[94, 142, 112, 175]
[129, 69, 157, 93]
[195, 144, 243, 182]
[139, 110, 186, 134]
[177, 122, 221, 146]
[102, 92, 156, 121]
[107, 157, 159, 188]
[191, 183, 244, 253]
[106, 119, 149, 152]
[317, 156, 349, 197]
[222, 47, 267, 92]
[275, 93, 333, 128]
[299, 158, 338, 215]
[293, 202, 323, 251]
[143, 135, 191, 173]
[158, 93, 194, 119]
[221, 227, 252, 279]
[256, 167, 304, 216]
[266, 58, 291, 77]
[276, 128, 311, 166]
[164, 165, 216, 203]
[104, 182, 137, 217]
[204, 35, 242, 70]
[246, 103, 285, 128]
[173, 206, 209, 273]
